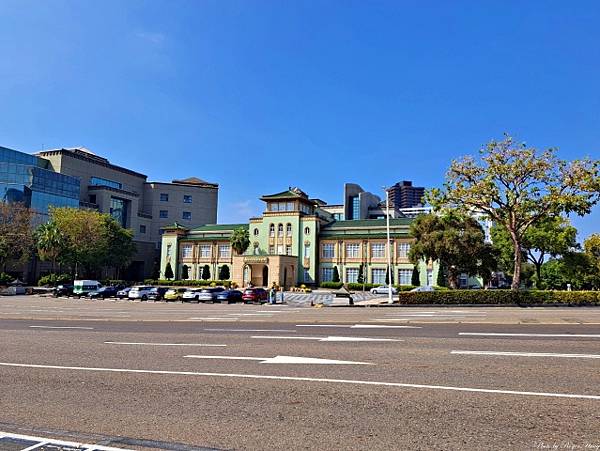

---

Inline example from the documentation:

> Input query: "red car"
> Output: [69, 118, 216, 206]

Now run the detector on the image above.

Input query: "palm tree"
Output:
[35, 221, 65, 274]
[230, 227, 250, 255]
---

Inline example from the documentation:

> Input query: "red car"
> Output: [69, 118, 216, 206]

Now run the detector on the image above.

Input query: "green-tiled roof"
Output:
[260, 189, 308, 200]
[190, 223, 248, 232]
[161, 222, 189, 231]
[322, 218, 413, 229]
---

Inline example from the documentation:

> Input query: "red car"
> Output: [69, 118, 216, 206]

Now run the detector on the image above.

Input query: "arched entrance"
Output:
[262, 265, 269, 287]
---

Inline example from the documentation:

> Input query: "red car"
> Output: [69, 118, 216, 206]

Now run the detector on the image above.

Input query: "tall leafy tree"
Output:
[409, 212, 497, 289]
[492, 216, 578, 288]
[35, 221, 66, 273]
[357, 264, 364, 284]
[411, 267, 420, 286]
[429, 135, 600, 289]
[164, 262, 174, 280]
[100, 216, 136, 278]
[202, 264, 210, 280]
[230, 227, 250, 255]
[0, 202, 34, 271]
[332, 266, 340, 283]
[218, 265, 230, 280]
[583, 234, 600, 289]
[181, 264, 189, 280]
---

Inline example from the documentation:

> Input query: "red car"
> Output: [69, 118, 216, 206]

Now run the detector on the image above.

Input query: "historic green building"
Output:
[160, 187, 438, 288]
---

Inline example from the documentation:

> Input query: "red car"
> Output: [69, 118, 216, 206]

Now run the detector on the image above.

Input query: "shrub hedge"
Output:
[38, 273, 72, 287]
[320, 282, 417, 291]
[397, 290, 600, 305]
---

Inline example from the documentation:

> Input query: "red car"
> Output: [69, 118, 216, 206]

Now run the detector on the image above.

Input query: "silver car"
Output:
[370, 285, 398, 295]
[196, 287, 225, 302]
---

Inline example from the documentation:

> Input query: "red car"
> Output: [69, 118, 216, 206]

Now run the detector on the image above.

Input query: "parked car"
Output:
[73, 280, 102, 298]
[182, 288, 203, 302]
[116, 287, 131, 299]
[164, 288, 188, 302]
[370, 285, 398, 295]
[196, 287, 225, 302]
[216, 289, 243, 303]
[242, 288, 268, 303]
[128, 286, 155, 301]
[53, 284, 73, 297]
[147, 287, 169, 301]
[88, 286, 119, 299]
[410, 285, 435, 292]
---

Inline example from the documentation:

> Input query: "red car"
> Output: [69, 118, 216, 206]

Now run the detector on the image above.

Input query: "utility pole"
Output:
[385, 187, 393, 304]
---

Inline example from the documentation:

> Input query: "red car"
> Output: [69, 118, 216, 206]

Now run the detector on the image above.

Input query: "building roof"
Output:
[321, 218, 413, 229]
[260, 187, 309, 201]
[36, 147, 147, 179]
[190, 223, 249, 232]
[171, 177, 219, 188]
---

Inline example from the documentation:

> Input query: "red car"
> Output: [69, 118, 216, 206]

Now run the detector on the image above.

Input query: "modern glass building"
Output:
[0, 146, 80, 219]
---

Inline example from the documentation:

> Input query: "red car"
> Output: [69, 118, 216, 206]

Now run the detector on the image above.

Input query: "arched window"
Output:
[304, 226, 310, 235]
[278, 224, 283, 235]
[286, 223, 292, 235]
[253, 228, 259, 236]
[269, 224, 275, 237]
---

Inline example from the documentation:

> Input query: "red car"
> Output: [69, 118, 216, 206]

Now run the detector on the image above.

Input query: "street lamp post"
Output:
[384, 187, 393, 304]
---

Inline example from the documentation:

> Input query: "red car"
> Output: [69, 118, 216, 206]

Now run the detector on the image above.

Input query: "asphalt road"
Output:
[1, 296, 599, 450]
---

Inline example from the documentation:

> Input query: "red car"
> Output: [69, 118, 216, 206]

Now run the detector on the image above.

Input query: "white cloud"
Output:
[221, 200, 260, 223]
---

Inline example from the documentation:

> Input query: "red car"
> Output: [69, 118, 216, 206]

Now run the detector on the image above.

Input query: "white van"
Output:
[73, 280, 102, 298]
[128, 285, 154, 301]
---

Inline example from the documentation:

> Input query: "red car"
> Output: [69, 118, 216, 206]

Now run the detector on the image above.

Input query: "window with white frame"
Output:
[427, 269, 433, 286]
[322, 243, 335, 259]
[372, 268, 386, 285]
[269, 224, 275, 237]
[200, 245, 211, 258]
[346, 268, 359, 283]
[277, 244, 284, 255]
[181, 244, 192, 259]
[371, 243, 385, 258]
[398, 242, 411, 258]
[269, 245, 275, 254]
[303, 269, 311, 282]
[345, 243, 360, 258]
[322, 267, 334, 282]
[304, 243, 310, 258]
[286, 223, 292, 235]
[278, 224, 283, 235]
[286, 245, 292, 255]
[398, 269, 412, 285]
[218, 245, 230, 258]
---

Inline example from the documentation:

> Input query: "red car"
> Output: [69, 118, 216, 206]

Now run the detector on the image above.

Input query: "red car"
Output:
[242, 288, 268, 303]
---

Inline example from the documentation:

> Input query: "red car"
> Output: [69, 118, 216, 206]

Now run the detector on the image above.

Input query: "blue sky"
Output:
[1, 0, 599, 239]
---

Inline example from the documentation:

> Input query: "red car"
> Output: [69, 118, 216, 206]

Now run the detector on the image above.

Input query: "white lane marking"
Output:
[0, 362, 597, 400]
[188, 317, 236, 321]
[459, 333, 600, 338]
[184, 354, 373, 365]
[104, 341, 227, 347]
[0, 431, 131, 451]
[296, 324, 421, 329]
[352, 324, 422, 329]
[451, 350, 600, 359]
[29, 325, 94, 330]
[204, 328, 297, 332]
[251, 335, 402, 342]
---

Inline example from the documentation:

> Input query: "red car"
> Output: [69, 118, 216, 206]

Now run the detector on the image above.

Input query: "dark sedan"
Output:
[53, 284, 73, 297]
[216, 289, 243, 303]
[148, 287, 169, 301]
[88, 286, 119, 299]
[242, 288, 268, 303]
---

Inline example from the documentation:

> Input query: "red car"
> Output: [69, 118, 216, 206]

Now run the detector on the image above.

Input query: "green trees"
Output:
[164, 262, 174, 280]
[429, 135, 600, 289]
[219, 265, 230, 280]
[40, 207, 136, 278]
[357, 264, 364, 284]
[408, 212, 497, 289]
[332, 266, 340, 283]
[35, 222, 66, 273]
[202, 265, 210, 280]
[230, 227, 250, 255]
[492, 216, 578, 288]
[181, 264, 189, 280]
[0, 202, 34, 271]
[411, 267, 420, 286]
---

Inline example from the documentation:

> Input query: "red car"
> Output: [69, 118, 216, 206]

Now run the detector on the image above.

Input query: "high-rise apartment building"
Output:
[388, 180, 425, 209]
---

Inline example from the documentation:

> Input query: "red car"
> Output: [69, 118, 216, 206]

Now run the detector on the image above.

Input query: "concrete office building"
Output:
[388, 180, 425, 209]
[36, 147, 218, 279]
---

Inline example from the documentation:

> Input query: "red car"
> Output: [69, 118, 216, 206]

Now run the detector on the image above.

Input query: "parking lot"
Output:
[1, 295, 599, 450]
